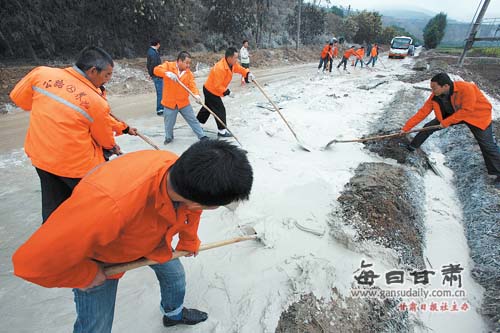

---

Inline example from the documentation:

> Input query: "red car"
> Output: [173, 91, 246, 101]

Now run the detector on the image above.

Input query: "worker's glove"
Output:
[245, 72, 255, 83]
[193, 94, 202, 104]
[103, 145, 122, 161]
[123, 126, 138, 135]
[165, 71, 178, 82]
[223, 89, 231, 97]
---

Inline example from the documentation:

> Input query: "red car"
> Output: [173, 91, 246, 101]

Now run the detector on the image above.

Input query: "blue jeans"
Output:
[152, 77, 164, 112]
[354, 58, 364, 67]
[73, 258, 186, 333]
[366, 56, 377, 66]
[164, 105, 205, 140]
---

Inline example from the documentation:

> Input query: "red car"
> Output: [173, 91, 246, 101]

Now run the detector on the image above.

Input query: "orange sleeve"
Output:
[12, 184, 125, 288]
[109, 114, 128, 136]
[9, 67, 44, 111]
[175, 211, 201, 253]
[402, 96, 435, 131]
[90, 108, 116, 149]
[233, 62, 250, 78]
[441, 84, 477, 128]
[153, 62, 168, 78]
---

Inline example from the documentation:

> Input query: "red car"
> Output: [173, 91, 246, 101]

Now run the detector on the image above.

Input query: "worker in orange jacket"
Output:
[402, 73, 500, 189]
[9, 46, 137, 222]
[196, 47, 254, 137]
[337, 46, 362, 71]
[317, 42, 333, 73]
[365, 43, 379, 67]
[332, 42, 339, 59]
[12, 140, 254, 331]
[354, 46, 365, 68]
[154, 51, 208, 144]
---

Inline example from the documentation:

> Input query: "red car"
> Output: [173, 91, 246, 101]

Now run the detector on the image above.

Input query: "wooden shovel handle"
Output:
[333, 125, 442, 144]
[103, 235, 257, 276]
[109, 113, 160, 150]
[175, 79, 242, 147]
[252, 79, 299, 140]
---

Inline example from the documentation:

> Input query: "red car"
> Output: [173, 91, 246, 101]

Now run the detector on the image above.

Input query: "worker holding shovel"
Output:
[401, 72, 500, 189]
[196, 47, 255, 137]
[154, 51, 209, 144]
[9, 46, 137, 223]
[12, 140, 254, 331]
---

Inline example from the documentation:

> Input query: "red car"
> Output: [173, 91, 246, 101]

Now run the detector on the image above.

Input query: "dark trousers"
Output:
[337, 57, 348, 70]
[411, 118, 500, 176]
[197, 86, 226, 130]
[318, 57, 332, 72]
[35, 168, 81, 223]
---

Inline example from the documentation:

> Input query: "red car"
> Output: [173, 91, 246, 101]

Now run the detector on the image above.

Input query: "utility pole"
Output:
[296, 0, 302, 50]
[458, 0, 491, 67]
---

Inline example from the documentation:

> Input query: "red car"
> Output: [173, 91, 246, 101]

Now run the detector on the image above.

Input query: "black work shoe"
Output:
[399, 142, 416, 152]
[217, 131, 233, 138]
[157, 110, 164, 116]
[199, 136, 210, 141]
[162, 308, 208, 327]
[164, 138, 172, 145]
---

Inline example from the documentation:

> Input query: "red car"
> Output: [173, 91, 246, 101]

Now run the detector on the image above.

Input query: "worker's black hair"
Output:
[177, 51, 191, 61]
[150, 38, 160, 46]
[431, 73, 453, 87]
[169, 140, 253, 206]
[75, 46, 114, 73]
[225, 47, 238, 58]
[242, 40, 248, 45]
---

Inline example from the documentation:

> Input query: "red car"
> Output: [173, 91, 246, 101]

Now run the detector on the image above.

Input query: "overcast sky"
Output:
[330, 0, 500, 22]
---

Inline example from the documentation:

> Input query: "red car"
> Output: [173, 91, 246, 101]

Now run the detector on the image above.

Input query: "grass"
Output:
[436, 45, 500, 57]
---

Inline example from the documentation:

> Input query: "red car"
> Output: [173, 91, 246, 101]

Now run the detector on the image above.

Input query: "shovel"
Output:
[104, 233, 258, 276]
[175, 79, 243, 147]
[323, 125, 442, 150]
[109, 113, 161, 150]
[252, 79, 311, 152]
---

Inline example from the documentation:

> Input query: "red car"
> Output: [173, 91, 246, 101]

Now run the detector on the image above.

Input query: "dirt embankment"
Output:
[276, 87, 431, 332]
[435, 120, 500, 328]
[0, 48, 320, 111]
[276, 291, 410, 333]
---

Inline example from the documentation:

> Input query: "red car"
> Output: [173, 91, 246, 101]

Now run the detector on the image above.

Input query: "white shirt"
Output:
[240, 46, 250, 64]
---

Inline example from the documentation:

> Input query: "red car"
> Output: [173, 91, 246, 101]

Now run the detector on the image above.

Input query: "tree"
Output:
[287, 2, 325, 45]
[378, 25, 420, 45]
[423, 12, 447, 49]
[351, 10, 382, 44]
[336, 16, 358, 43]
[329, 5, 344, 17]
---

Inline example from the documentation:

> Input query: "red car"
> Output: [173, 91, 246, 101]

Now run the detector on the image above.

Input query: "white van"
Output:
[389, 36, 413, 58]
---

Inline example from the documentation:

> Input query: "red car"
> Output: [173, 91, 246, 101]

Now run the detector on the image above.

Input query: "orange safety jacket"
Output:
[204, 57, 249, 97]
[153, 61, 199, 109]
[370, 46, 378, 57]
[321, 44, 332, 58]
[332, 46, 339, 58]
[356, 48, 365, 58]
[99, 87, 128, 135]
[403, 81, 493, 131]
[12, 150, 202, 289]
[343, 48, 361, 60]
[10, 66, 117, 178]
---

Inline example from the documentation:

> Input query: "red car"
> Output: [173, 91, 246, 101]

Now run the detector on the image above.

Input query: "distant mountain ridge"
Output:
[379, 9, 472, 46]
